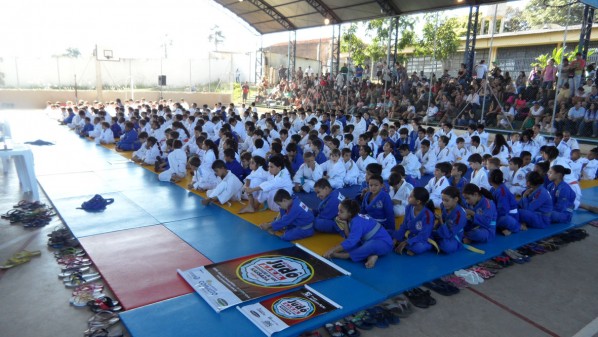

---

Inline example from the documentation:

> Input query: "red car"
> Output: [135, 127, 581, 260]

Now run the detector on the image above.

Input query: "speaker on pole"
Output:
[158, 75, 167, 86]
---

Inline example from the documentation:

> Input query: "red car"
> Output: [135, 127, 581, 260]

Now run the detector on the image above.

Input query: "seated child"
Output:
[323, 199, 393, 268]
[581, 147, 598, 180]
[398, 144, 421, 180]
[505, 157, 526, 196]
[223, 148, 244, 181]
[518, 171, 553, 229]
[424, 162, 451, 208]
[451, 137, 470, 164]
[239, 155, 269, 202]
[241, 155, 294, 213]
[388, 171, 414, 217]
[356, 145, 376, 184]
[341, 148, 359, 186]
[140, 137, 161, 166]
[286, 143, 304, 173]
[468, 153, 491, 191]
[96, 121, 115, 145]
[79, 117, 94, 138]
[158, 140, 187, 182]
[322, 149, 346, 189]
[376, 141, 397, 180]
[131, 132, 149, 162]
[547, 165, 576, 224]
[488, 169, 520, 236]
[202, 160, 243, 206]
[313, 179, 345, 233]
[259, 189, 314, 241]
[393, 187, 436, 255]
[116, 122, 140, 152]
[188, 156, 218, 191]
[361, 175, 395, 231]
[433, 186, 467, 254]
[449, 162, 468, 192]
[462, 183, 497, 243]
[293, 151, 323, 193]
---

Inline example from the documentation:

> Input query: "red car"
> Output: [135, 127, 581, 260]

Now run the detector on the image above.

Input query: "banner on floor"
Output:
[177, 244, 349, 312]
[238, 285, 341, 337]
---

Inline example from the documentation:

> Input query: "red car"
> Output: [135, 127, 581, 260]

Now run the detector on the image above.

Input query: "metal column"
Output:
[463, 5, 480, 82]
[579, 4, 595, 59]
[392, 16, 399, 65]
[331, 24, 341, 76]
[287, 31, 297, 81]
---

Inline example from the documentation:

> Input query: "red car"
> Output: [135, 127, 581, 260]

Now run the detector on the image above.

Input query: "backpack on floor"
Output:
[79, 194, 114, 212]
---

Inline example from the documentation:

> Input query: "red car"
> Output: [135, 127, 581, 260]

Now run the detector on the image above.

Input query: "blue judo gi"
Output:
[491, 184, 520, 233]
[340, 214, 393, 262]
[290, 152, 304, 173]
[80, 123, 94, 137]
[314, 190, 345, 233]
[393, 205, 436, 255]
[117, 129, 140, 151]
[361, 190, 395, 231]
[433, 205, 467, 254]
[547, 181, 575, 224]
[464, 197, 497, 243]
[518, 186, 553, 229]
[270, 197, 315, 241]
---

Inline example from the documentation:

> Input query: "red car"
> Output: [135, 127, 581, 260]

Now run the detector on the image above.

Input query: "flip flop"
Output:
[325, 322, 346, 337]
[381, 301, 409, 319]
[404, 288, 429, 308]
[454, 269, 484, 285]
[366, 307, 389, 328]
[377, 306, 400, 325]
[341, 320, 360, 337]
[424, 279, 460, 296]
[391, 295, 413, 317]
[441, 275, 469, 289]
[346, 312, 374, 331]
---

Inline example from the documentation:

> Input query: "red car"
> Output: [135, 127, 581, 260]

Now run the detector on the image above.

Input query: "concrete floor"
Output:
[0, 110, 597, 337]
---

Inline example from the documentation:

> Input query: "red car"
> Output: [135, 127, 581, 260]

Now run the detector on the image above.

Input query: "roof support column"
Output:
[463, 4, 480, 82]
[287, 31, 297, 81]
[331, 24, 341, 77]
[579, 4, 595, 60]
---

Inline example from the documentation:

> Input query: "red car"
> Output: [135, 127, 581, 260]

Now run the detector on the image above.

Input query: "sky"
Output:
[0, 0, 528, 59]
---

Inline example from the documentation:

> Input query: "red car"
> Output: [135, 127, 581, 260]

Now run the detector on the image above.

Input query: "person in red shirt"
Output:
[241, 82, 250, 104]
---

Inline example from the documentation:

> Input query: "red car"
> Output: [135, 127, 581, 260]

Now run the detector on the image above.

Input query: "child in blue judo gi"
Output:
[323, 199, 393, 269]
[488, 169, 521, 236]
[259, 189, 314, 241]
[433, 186, 467, 254]
[313, 179, 345, 234]
[116, 122, 141, 151]
[462, 183, 497, 243]
[547, 165, 576, 224]
[518, 171, 553, 229]
[361, 175, 395, 231]
[393, 187, 437, 255]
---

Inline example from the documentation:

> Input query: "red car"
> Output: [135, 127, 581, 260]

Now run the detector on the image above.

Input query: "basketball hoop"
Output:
[104, 50, 113, 60]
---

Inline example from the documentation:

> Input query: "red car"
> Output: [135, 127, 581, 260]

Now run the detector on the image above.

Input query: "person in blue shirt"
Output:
[285, 143, 304, 173]
[61, 108, 75, 125]
[547, 165, 576, 224]
[79, 117, 94, 137]
[310, 138, 327, 165]
[361, 175, 395, 231]
[111, 117, 122, 139]
[323, 199, 393, 269]
[393, 187, 436, 255]
[433, 186, 467, 254]
[488, 169, 521, 236]
[313, 179, 345, 234]
[462, 183, 497, 243]
[116, 121, 140, 151]
[395, 128, 414, 161]
[518, 171, 553, 229]
[223, 148, 244, 181]
[259, 189, 314, 241]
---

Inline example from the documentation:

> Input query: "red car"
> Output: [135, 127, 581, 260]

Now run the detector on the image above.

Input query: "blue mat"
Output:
[333, 217, 594, 297]
[37, 172, 116, 199]
[48, 192, 160, 237]
[164, 212, 291, 262]
[296, 185, 363, 211]
[120, 276, 386, 337]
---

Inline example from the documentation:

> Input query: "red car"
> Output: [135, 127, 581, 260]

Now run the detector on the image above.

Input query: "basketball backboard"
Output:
[95, 45, 120, 62]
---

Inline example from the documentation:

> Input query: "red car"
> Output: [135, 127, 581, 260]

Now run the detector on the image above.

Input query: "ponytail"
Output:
[204, 139, 219, 159]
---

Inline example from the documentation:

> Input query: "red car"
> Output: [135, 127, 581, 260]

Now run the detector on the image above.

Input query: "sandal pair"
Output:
[85, 311, 120, 336]
[404, 288, 436, 308]
[0, 250, 41, 269]
[424, 278, 460, 295]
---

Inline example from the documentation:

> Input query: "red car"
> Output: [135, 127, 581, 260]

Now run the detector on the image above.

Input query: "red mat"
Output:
[79, 225, 212, 310]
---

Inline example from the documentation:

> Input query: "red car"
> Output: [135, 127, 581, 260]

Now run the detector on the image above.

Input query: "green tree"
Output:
[415, 15, 460, 62]
[340, 23, 368, 65]
[503, 6, 530, 32]
[523, 0, 585, 28]
[63, 47, 81, 58]
[208, 25, 225, 51]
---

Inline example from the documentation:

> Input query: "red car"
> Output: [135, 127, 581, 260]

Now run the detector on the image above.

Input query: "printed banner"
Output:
[237, 285, 341, 336]
[178, 244, 349, 312]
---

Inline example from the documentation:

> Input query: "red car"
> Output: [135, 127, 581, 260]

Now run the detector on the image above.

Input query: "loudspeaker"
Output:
[158, 75, 167, 86]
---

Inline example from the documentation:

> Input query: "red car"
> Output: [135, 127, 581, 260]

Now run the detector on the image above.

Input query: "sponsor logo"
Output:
[216, 298, 228, 307]
[237, 256, 314, 288]
[415, 221, 423, 231]
[271, 297, 316, 320]
[250, 310, 260, 318]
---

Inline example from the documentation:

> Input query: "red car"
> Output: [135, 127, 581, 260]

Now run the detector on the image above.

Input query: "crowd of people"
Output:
[252, 53, 598, 139]
[48, 68, 598, 268]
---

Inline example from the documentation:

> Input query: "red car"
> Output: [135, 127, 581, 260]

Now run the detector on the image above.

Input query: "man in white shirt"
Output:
[562, 131, 580, 151]
[474, 60, 488, 80]
[567, 101, 586, 132]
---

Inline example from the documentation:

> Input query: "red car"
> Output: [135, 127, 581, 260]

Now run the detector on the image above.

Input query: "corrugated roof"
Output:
[213, 0, 511, 34]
